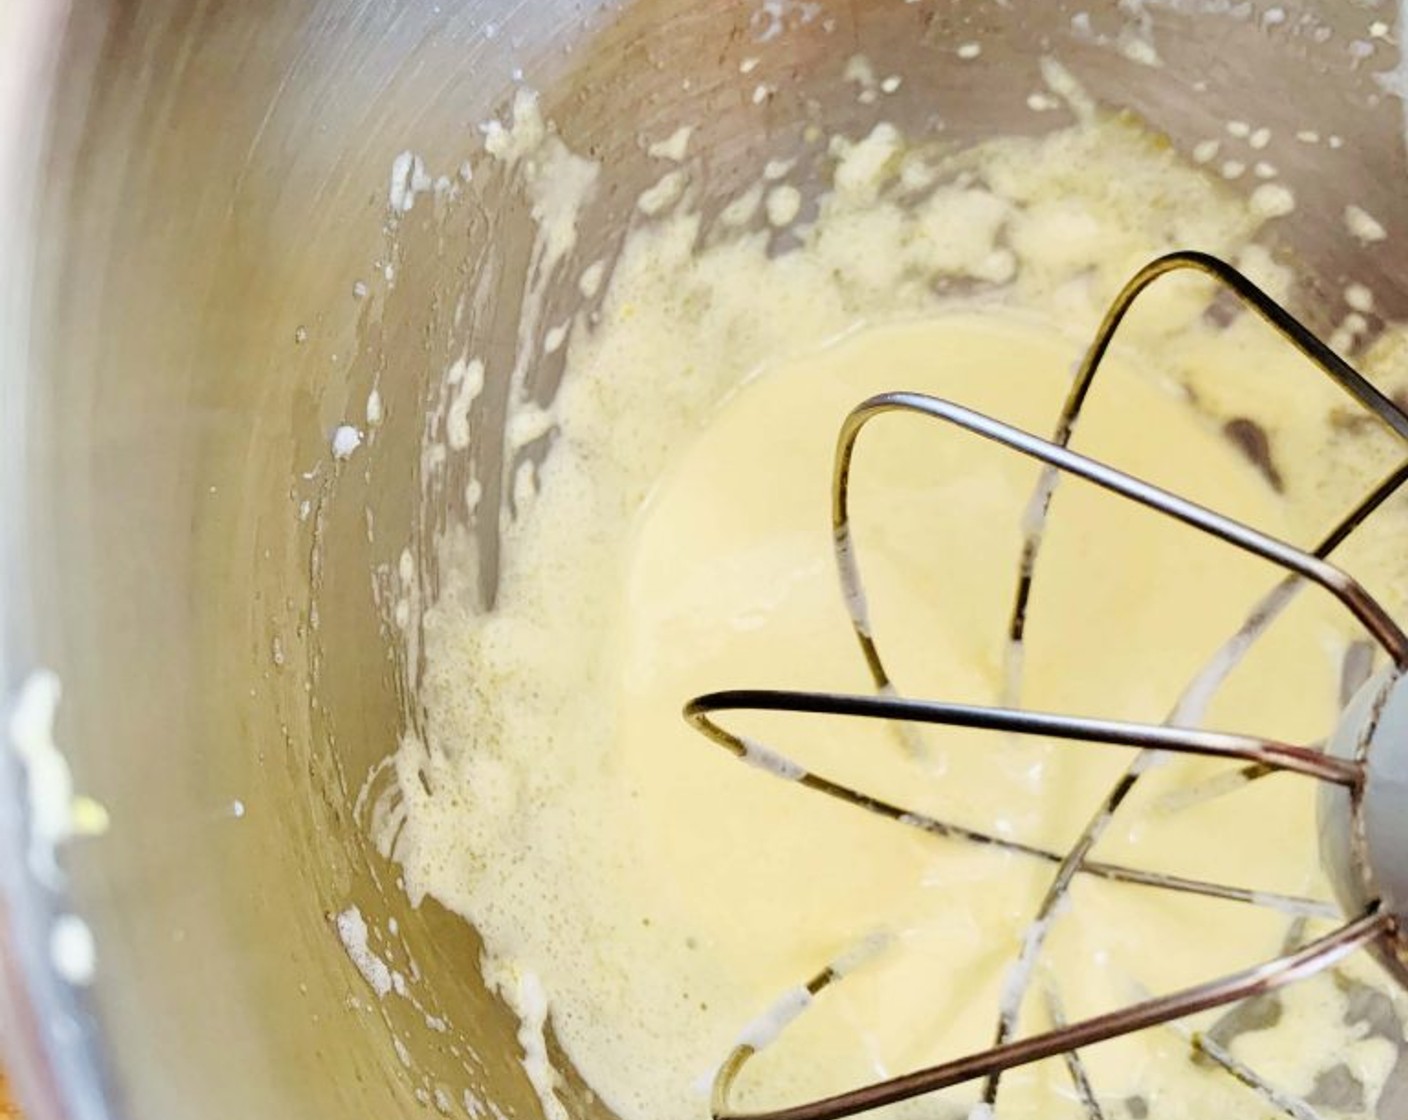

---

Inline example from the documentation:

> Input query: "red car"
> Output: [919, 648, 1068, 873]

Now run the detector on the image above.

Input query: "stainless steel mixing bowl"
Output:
[3, 2, 1408, 1118]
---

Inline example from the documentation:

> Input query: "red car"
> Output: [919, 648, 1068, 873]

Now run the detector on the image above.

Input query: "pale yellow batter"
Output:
[617, 312, 1351, 1114]
[377, 81, 1408, 1120]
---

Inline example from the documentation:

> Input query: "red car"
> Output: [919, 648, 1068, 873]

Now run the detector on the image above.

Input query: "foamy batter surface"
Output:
[376, 81, 1408, 1120]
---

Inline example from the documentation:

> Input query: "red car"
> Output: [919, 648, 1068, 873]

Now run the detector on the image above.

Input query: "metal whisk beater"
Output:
[683, 251, 1408, 1120]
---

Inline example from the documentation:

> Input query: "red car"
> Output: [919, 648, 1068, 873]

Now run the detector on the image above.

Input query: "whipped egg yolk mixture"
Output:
[378, 92, 1408, 1120]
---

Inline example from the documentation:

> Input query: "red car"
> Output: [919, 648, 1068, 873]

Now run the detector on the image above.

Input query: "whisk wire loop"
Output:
[686, 255, 1408, 1120]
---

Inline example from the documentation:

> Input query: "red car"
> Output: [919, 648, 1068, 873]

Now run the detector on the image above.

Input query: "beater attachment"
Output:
[684, 251, 1408, 1120]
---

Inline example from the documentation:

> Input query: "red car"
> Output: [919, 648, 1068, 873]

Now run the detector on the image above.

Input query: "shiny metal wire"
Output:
[684, 253, 1408, 1120]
